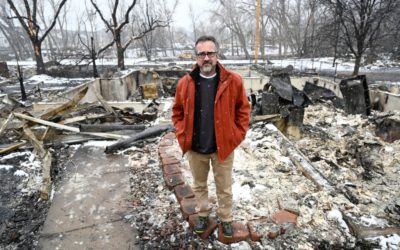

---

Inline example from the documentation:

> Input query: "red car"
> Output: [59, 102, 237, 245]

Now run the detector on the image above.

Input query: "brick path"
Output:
[158, 132, 299, 244]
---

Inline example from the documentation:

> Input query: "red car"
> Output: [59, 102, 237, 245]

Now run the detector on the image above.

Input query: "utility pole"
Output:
[255, 0, 261, 64]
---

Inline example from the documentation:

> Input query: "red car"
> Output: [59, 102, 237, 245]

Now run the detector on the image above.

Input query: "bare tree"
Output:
[162, 0, 179, 57]
[6, 0, 68, 73]
[268, 0, 290, 56]
[90, 0, 169, 70]
[75, 2, 111, 77]
[132, 0, 175, 61]
[188, 3, 199, 42]
[322, 0, 399, 75]
[213, 0, 251, 59]
[0, 4, 31, 60]
[37, 0, 73, 60]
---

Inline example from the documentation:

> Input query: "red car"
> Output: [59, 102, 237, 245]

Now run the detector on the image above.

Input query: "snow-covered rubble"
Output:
[126, 101, 399, 249]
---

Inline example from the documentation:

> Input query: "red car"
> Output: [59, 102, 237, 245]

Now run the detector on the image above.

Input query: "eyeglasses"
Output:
[196, 51, 218, 59]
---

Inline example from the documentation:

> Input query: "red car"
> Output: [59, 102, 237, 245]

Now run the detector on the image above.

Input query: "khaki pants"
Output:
[187, 150, 234, 222]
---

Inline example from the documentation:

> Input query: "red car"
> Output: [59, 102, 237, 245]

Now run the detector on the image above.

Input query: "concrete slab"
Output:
[38, 145, 138, 250]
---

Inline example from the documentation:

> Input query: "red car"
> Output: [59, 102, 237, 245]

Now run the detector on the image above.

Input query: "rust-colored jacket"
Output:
[172, 62, 250, 162]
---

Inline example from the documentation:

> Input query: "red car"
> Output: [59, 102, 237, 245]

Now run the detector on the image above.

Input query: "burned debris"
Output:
[1, 62, 400, 249]
[0, 68, 178, 249]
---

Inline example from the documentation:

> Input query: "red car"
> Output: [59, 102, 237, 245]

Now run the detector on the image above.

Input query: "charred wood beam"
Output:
[0, 113, 13, 136]
[342, 213, 400, 239]
[93, 81, 118, 117]
[79, 124, 146, 132]
[252, 114, 280, 123]
[40, 85, 88, 121]
[105, 124, 173, 153]
[0, 141, 27, 155]
[59, 113, 113, 125]
[274, 124, 360, 203]
[23, 127, 53, 200]
[275, 125, 335, 192]
[13, 112, 129, 140]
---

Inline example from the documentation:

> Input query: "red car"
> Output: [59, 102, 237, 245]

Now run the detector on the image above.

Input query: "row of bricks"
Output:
[158, 132, 298, 244]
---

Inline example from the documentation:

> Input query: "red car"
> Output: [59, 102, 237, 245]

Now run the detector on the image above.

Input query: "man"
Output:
[172, 36, 250, 238]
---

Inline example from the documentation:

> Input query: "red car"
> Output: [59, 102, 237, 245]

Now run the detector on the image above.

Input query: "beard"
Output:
[200, 62, 215, 74]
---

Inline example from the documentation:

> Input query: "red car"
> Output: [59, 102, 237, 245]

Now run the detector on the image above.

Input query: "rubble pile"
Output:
[1, 66, 399, 249]
[144, 101, 400, 249]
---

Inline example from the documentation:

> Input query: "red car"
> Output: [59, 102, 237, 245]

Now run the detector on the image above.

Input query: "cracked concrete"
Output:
[38, 145, 138, 250]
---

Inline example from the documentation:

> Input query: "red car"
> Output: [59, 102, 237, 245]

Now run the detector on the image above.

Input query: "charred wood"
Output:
[79, 124, 146, 132]
[343, 214, 400, 239]
[105, 124, 173, 153]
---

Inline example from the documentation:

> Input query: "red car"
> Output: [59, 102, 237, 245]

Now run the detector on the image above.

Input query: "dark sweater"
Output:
[192, 73, 219, 154]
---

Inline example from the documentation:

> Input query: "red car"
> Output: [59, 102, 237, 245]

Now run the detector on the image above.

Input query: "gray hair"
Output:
[195, 35, 219, 52]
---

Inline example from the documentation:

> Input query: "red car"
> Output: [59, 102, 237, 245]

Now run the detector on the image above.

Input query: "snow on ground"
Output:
[2, 56, 400, 248]
[6, 55, 400, 75]
[155, 96, 400, 248]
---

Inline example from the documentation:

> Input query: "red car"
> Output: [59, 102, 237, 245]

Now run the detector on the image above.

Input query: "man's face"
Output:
[195, 41, 218, 76]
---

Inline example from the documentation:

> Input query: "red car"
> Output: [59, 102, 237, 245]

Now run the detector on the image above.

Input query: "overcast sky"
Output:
[65, 0, 214, 32]
[173, 0, 213, 31]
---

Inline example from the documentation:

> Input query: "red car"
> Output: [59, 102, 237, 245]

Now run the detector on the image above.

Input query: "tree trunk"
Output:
[236, 32, 250, 59]
[231, 31, 234, 56]
[17, 63, 26, 101]
[91, 37, 99, 78]
[116, 39, 125, 70]
[168, 25, 175, 56]
[353, 55, 361, 75]
[278, 27, 282, 57]
[33, 42, 46, 74]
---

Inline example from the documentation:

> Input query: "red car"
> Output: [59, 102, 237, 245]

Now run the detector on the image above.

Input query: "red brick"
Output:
[217, 222, 250, 244]
[180, 198, 197, 220]
[164, 173, 184, 190]
[158, 147, 168, 156]
[159, 138, 173, 147]
[283, 207, 300, 216]
[159, 152, 169, 161]
[160, 152, 179, 162]
[163, 132, 176, 140]
[247, 223, 263, 241]
[174, 184, 194, 203]
[188, 214, 218, 239]
[163, 164, 182, 176]
[271, 209, 297, 225]
[161, 156, 179, 166]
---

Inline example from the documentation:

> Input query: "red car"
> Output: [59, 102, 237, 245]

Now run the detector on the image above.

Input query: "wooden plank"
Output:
[272, 124, 335, 192]
[23, 127, 46, 157]
[252, 114, 280, 123]
[79, 124, 146, 132]
[81, 132, 130, 140]
[0, 141, 27, 155]
[0, 113, 13, 136]
[343, 213, 400, 238]
[40, 151, 53, 200]
[14, 112, 80, 133]
[59, 113, 112, 125]
[93, 87, 118, 116]
[23, 127, 53, 200]
[33, 101, 148, 113]
[15, 112, 129, 140]
[40, 85, 89, 121]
